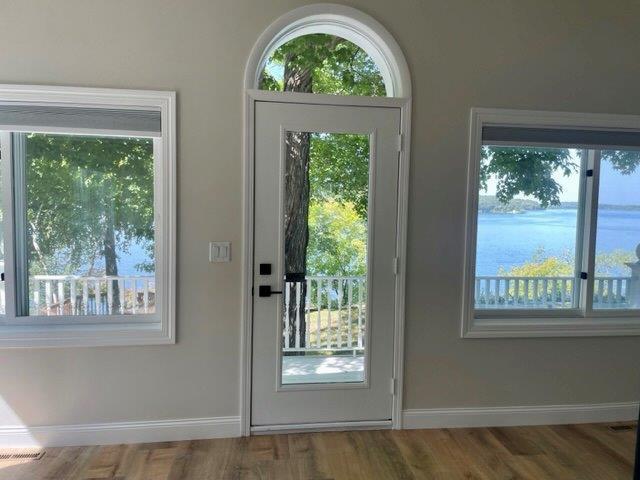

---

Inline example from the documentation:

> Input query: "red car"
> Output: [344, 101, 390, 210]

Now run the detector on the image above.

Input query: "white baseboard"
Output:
[402, 401, 639, 430]
[0, 416, 241, 448]
[2, 402, 636, 447]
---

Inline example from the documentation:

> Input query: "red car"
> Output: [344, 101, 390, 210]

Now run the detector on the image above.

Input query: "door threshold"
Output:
[251, 419, 392, 435]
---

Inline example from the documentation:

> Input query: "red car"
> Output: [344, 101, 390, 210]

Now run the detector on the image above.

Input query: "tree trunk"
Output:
[283, 57, 312, 350]
[104, 218, 120, 314]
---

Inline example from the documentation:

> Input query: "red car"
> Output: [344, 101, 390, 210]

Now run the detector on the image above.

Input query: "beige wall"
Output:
[0, 0, 638, 427]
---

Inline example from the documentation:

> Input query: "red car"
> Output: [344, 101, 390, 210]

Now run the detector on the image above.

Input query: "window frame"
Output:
[462, 108, 640, 338]
[0, 84, 176, 347]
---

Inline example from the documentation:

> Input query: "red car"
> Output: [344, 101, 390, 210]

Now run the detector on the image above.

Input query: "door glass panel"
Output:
[282, 131, 369, 385]
[592, 150, 640, 310]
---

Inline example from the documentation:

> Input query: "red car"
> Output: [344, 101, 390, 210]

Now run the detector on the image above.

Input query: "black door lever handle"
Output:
[258, 285, 283, 297]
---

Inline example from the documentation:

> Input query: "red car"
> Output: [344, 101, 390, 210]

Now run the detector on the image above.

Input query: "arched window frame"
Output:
[244, 4, 411, 98]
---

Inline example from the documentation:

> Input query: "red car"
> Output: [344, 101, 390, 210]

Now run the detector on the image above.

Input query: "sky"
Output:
[484, 149, 640, 206]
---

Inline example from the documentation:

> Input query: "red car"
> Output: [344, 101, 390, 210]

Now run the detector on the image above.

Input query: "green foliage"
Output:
[478, 195, 540, 213]
[501, 257, 573, 278]
[309, 133, 369, 218]
[602, 150, 640, 174]
[481, 146, 576, 207]
[260, 34, 382, 286]
[260, 33, 386, 96]
[500, 247, 635, 277]
[25, 134, 154, 275]
[482, 146, 640, 207]
[492, 247, 635, 304]
[594, 250, 636, 275]
[307, 199, 366, 277]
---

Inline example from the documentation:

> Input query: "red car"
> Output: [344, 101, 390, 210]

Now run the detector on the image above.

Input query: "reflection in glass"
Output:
[23, 133, 156, 316]
[282, 132, 369, 385]
[593, 151, 640, 310]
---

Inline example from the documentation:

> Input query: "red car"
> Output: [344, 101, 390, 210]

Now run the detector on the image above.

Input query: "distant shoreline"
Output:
[479, 195, 640, 213]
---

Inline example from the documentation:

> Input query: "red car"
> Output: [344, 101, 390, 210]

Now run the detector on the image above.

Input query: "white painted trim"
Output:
[0, 416, 240, 448]
[240, 89, 255, 437]
[462, 107, 640, 338]
[392, 100, 411, 429]
[402, 402, 639, 430]
[241, 5, 412, 435]
[241, 90, 411, 435]
[243, 4, 411, 97]
[246, 89, 407, 107]
[0, 84, 176, 347]
[251, 419, 391, 435]
[466, 317, 640, 338]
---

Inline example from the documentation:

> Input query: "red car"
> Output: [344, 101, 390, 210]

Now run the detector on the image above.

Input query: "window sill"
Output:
[463, 315, 640, 338]
[0, 321, 175, 348]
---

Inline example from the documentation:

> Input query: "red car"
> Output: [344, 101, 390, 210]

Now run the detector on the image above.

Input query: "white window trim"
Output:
[0, 84, 176, 347]
[462, 108, 640, 338]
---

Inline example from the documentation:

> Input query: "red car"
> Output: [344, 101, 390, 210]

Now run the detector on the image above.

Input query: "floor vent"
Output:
[0, 449, 45, 463]
[608, 424, 636, 432]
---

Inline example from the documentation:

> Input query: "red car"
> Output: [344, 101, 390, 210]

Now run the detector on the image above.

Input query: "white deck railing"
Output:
[282, 273, 639, 354]
[30, 275, 156, 315]
[475, 275, 633, 308]
[284, 276, 366, 354]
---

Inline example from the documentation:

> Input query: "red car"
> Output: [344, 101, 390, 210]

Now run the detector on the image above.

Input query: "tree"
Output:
[483, 146, 640, 280]
[501, 249, 640, 278]
[309, 133, 370, 218]
[25, 134, 154, 311]
[307, 199, 367, 277]
[307, 199, 367, 310]
[260, 34, 384, 348]
[482, 146, 640, 207]
[497, 248, 637, 303]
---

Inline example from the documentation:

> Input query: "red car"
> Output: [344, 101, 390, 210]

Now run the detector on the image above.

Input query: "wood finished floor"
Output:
[0, 422, 636, 479]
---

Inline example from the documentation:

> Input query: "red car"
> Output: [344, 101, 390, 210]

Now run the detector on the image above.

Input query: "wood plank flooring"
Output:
[0, 422, 635, 479]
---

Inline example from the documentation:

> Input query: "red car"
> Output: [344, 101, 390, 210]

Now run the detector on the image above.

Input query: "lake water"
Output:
[116, 208, 640, 278]
[476, 209, 640, 276]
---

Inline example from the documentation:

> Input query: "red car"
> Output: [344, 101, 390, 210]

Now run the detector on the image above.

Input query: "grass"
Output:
[284, 307, 366, 349]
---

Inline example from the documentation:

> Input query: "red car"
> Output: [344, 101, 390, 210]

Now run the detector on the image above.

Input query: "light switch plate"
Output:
[209, 241, 231, 262]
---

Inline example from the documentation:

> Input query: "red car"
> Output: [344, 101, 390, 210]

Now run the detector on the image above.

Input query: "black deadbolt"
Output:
[259, 263, 272, 275]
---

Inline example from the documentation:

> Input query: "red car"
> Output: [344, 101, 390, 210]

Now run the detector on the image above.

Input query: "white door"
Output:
[251, 99, 400, 428]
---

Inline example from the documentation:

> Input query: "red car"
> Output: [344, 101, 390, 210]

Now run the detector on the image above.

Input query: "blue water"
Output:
[115, 209, 640, 277]
[84, 239, 154, 276]
[476, 209, 640, 275]
[116, 241, 153, 275]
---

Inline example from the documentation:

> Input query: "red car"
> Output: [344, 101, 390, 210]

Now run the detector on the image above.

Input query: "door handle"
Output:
[258, 285, 283, 297]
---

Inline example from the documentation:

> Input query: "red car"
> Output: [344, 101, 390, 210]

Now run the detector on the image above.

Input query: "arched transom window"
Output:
[259, 34, 386, 97]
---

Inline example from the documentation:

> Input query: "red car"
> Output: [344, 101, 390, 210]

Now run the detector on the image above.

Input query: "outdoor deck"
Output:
[0, 269, 636, 330]
[282, 354, 364, 384]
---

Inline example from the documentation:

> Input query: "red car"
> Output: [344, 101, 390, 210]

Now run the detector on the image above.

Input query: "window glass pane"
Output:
[282, 132, 369, 385]
[260, 34, 386, 97]
[593, 150, 640, 310]
[0, 137, 4, 315]
[23, 133, 155, 316]
[475, 146, 583, 309]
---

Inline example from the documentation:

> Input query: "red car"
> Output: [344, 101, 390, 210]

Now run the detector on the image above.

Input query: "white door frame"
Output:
[240, 89, 411, 435]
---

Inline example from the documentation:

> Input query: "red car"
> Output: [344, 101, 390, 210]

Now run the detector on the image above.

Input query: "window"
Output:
[259, 34, 387, 97]
[463, 109, 640, 337]
[0, 85, 175, 347]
